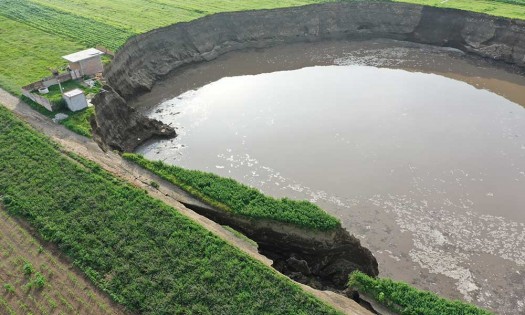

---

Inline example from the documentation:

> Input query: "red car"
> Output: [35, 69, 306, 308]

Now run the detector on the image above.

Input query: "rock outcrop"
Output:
[90, 86, 175, 152]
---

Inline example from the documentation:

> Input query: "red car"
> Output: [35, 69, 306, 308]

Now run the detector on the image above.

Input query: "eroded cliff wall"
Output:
[102, 2, 525, 102]
[92, 2, 525, 151]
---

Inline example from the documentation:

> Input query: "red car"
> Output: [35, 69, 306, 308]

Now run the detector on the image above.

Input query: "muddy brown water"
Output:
[132, 39, 525, 314]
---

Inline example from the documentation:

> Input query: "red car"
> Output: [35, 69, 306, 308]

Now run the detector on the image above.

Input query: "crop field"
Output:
[0, 105, 338, 314]
[394, 0, 525, 19]
[0, 206, 123, 315]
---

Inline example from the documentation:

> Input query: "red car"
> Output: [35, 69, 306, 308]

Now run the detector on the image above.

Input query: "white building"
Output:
[63, 89, 88, 112]
[62, 48, 104, 78]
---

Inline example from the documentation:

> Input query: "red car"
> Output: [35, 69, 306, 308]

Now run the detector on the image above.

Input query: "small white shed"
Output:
[62, 48, 104, 77]
[63, 89, 88, 112]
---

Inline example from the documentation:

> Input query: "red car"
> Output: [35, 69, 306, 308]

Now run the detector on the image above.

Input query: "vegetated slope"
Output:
[124, 154, 341, 231]
[349, 271, 493, 315]
[0, 207, 123, 315]
[0, 105, 339, 315]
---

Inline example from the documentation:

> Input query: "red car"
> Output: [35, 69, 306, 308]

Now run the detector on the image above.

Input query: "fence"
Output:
[21, 89, 54, 112]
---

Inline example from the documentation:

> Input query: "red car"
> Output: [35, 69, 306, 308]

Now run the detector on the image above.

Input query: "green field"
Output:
[0, 105, 339, 314]
[0, 15, 84, 95]
[124, 154, 341, 231]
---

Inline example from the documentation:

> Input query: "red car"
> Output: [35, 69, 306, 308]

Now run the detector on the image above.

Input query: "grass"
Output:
[24, 79, 98, 138]
[349, 271, 493, 315]
[124, 153, 341, 231]
[0, 104, 339, 314]
[60, 107, 95, 138]
[393, 0, 525, 20]
[223, 226, 259, 248]
[0, 0, 133, 51]
[39, 79, 100, 109]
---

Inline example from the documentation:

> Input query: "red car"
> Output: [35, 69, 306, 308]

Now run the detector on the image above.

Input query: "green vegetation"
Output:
[124, 153, 341, 231]
[39, 79, 101, 109]
[0, 105, 338, 314]
[36, 80, 99, 137]
[0, 15, 84, 96]
[0, 200, 118, 314]
[23, 89, 95, 138]
[149, 181, 160, 189]
[0, 0, 133, 51]
[59, 107, 94, 138]
[31, 273, 47, 289]
[223, 226, 259, 248]
[29, 0, 327, 33]
[393, 0, 525, 20]
[3, 284, 15, 294]
[0, 0, 523, 136]
[348, 271, 493, 315]
[23, 262, 35, 276]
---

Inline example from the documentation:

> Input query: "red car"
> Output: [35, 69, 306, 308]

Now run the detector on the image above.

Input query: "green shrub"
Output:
[124, 153, 341, 231]
[348, 271, 493, 315]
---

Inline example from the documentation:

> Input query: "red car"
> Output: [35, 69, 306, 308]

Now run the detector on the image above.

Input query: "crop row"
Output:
[124, 153, 341, 231]
[0, 0, 133, 51]
[348, 271, 493, 315]
[0, 105, 338, 315]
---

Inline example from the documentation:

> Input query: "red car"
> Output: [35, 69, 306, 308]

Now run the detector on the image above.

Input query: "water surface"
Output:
[135, 40, 525, 314]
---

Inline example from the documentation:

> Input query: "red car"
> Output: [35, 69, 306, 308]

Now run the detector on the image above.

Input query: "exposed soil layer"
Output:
[91, 85, 175, 152]
[93, 1, 525, 152]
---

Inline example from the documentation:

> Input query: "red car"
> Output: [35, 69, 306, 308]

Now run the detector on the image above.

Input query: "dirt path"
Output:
[0, 88, 372, 315]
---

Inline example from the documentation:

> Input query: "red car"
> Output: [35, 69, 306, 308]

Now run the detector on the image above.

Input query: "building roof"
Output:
[62, 48, 103, 63]
[63, 88, 84, 98]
